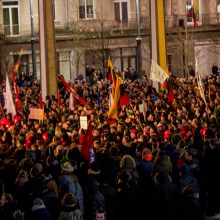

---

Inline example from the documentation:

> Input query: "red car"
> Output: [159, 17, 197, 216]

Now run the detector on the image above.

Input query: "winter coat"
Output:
[59, 206, 83, 220]
[153, 171, 180, 220]
[59, 175, 84, 215]
[84, 179, 105, 220]
[30, 203, 52, 220]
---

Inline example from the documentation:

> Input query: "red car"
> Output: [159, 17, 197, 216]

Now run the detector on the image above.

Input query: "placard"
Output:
[80, 116, 88, 130]
[29, 108, 44, 120]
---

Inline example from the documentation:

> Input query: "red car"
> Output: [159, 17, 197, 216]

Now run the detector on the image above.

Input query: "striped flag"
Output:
[5, 74, 16, 117]
[195, 59, 207, 107]
[107, 57, 114, 81]
[14, 48, 24, 73]
[108, 74, 121, 119]
[188, 5, 198, 27]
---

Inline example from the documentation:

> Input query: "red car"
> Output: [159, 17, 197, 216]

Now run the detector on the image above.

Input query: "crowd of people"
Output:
[0, 66, 220, 220]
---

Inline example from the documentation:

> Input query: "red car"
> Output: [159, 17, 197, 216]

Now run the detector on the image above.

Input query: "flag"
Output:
[81, 122, 94, 161]
[107, 57, 113, 81]
[119, 84, 129, 107]
[195, 59, 207, 107]
[69, 92, 75, 110]
[188, 6, 198, 27]
[5, 74, 16, 117]
[150, 60, 170, 84]
[10, 66, 21, 112]
[14, 48, 23, 73]
[108, 74, 121, 119]
[59, 75, 92, 109]
[164, 78, 175, 105]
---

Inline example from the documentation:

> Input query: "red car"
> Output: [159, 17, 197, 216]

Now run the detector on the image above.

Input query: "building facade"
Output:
[0, 0, 219, 80]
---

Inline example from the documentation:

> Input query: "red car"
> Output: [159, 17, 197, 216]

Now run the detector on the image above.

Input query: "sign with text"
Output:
[80, 116, 88, 130]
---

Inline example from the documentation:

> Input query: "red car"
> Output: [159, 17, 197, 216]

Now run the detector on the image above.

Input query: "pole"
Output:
[135, 0, 142, 79]
[29, 0, 37, 79]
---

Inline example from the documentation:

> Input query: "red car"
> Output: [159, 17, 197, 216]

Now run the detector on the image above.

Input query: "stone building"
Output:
[0, 0, 219, 80]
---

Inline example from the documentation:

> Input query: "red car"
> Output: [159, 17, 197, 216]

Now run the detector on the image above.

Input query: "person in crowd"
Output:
[0, 66, 220, 220]
[59, 193, 83, 220]
[95, 208, 106, 220]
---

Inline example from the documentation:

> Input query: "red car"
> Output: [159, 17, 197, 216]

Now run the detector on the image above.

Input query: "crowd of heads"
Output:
[0, 68, 220, 220]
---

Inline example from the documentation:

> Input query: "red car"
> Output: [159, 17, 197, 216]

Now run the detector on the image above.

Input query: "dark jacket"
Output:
[30, 203, 52, 220]
[84, 179, 105, 220]
[153, 171, 180, 220]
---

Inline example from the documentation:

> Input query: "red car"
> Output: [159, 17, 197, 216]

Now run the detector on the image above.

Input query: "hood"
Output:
[120, 154, 136, 169]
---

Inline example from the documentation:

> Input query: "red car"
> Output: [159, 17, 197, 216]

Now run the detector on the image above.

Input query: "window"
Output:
[2, 0, 19, 36]
[79, 0, 94, 19]
[114, 0, 128, 22]
[217, 0, 220, 13]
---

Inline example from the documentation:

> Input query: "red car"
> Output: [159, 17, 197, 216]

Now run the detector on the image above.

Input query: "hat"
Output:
[61, 161, 74, 173]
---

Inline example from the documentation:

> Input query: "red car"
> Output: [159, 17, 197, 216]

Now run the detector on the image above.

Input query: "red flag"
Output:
[119, 92, 130, 107]
[81, 123, 94, 161]
[163, 80, 167, 89]
[59, 75, 92, 109]
[188, 6, 198, 27]
[107, 118, 116, 125]
[168, 90, 175, 104]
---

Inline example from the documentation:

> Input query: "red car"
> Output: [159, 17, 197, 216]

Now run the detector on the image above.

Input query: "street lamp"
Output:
[29, 0, 37, 78]
[135, 0, 142, 79]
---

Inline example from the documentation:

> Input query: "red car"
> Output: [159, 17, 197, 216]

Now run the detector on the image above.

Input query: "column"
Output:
[38, 0, 58, 101]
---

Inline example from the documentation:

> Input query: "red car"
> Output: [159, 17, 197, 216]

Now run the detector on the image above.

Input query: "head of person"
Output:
[95, 208, 106, 220]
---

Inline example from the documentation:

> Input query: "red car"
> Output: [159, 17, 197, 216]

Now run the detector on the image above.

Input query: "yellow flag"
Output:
[108, 75, 121, 119]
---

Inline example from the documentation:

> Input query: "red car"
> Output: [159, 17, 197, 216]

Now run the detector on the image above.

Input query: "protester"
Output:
[0, 67, 220, 220]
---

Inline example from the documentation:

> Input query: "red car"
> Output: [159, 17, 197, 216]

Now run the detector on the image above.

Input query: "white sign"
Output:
[80, 116, 88, 130]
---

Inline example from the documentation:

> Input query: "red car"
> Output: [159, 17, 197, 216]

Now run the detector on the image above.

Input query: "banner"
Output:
[150, 60, 169, 84]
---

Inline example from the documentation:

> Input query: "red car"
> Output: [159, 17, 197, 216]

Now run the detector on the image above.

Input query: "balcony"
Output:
[1, 13, 219, 42]
[165, 13, 220, 29]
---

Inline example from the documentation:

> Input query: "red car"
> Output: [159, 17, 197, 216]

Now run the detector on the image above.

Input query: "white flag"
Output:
[150, 60, 169, 84]
[109, 87, 114, 111]
[69, 92, 75, 110]
[195, 59, 207, 107]
[5, 74, 16, 116]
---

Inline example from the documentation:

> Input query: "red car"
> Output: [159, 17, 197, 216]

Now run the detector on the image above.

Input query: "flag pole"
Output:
[129, 103, 144, 131]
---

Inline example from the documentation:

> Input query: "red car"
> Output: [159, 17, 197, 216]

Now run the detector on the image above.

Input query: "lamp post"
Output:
[29, 0, 37, 78]
[135, 0, 142, 79]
